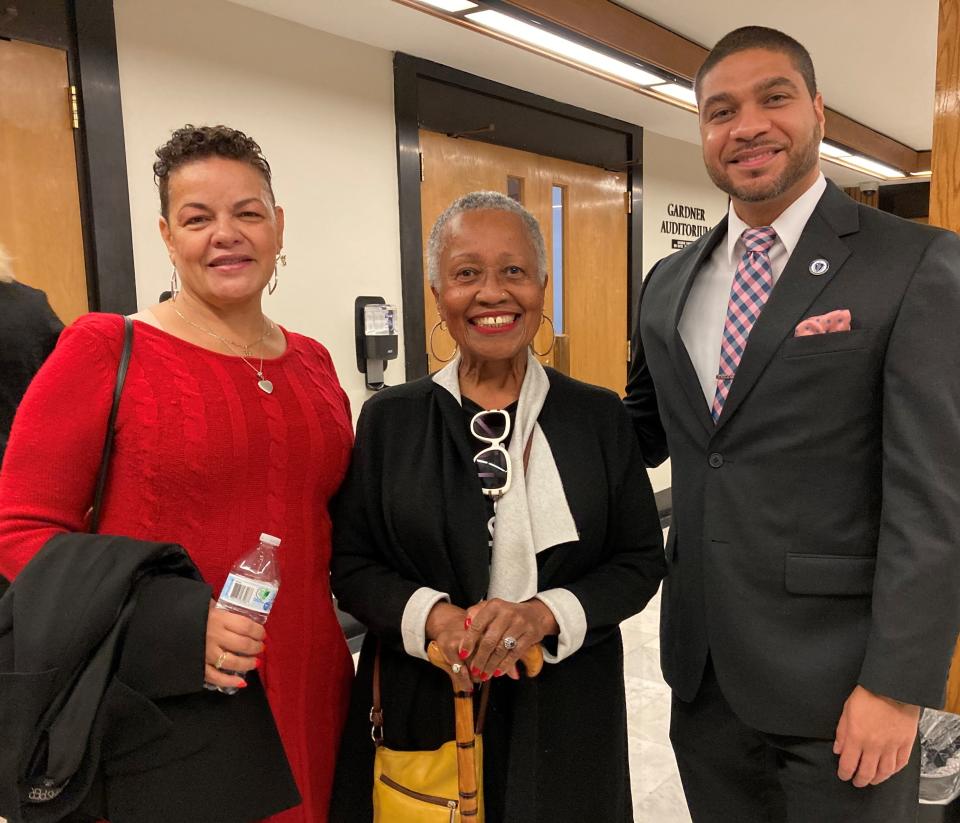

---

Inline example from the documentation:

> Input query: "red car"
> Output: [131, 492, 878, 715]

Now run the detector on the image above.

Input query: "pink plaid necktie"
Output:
[711, 226, 778, 423]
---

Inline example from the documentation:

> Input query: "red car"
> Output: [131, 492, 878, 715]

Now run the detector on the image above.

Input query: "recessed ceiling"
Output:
[229, 0, 935, 186]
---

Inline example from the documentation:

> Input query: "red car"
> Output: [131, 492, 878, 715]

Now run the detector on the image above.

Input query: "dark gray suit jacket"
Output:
[625, 181, 960, 738]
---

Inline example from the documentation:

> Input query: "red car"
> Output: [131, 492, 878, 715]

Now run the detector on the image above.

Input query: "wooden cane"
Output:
[427, 641, 544, 819]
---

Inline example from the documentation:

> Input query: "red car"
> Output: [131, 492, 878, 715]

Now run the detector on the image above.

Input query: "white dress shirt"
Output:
[678, 173, 828, 406]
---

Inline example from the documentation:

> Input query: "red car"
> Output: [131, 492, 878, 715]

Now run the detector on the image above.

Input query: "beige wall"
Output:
[642, 131, 729, 278]
[640, 132, 729, 492]
[114, 0, 403, 416]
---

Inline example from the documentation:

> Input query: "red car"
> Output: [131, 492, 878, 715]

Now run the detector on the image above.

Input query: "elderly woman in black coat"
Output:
[330, 191, 666, 822]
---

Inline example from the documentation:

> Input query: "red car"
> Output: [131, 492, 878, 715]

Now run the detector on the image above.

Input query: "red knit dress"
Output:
[0, 313, 355, 822]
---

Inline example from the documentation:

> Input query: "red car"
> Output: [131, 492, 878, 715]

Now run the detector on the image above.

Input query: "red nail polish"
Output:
[471, 667, 480, 677]
[464, 617, 472, 628]
[481, 672, 490, 681]
[494, 669, 502, 677]
[253, 658, 261, 669]
[458, 648, 470, 660]
[237, 681, 248, 689]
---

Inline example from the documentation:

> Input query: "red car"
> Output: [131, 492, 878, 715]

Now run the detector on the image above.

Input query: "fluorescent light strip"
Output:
[417, 0, 477, 11]
[910, 170, 932, 177]
[466, 9, 663, 87]
[819, 141, 852, 159]
[652, 83, 697, 106]
[842, 155, 904, 179]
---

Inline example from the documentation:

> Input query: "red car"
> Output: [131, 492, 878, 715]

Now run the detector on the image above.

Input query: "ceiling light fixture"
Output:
[841, 155, 905, 179]
[417, 0, 477, 11]
[910, 170, 933, 177]
[651, 82, 697, 107]
[818, 141, 852, 159]
[465, 9, 664, 87]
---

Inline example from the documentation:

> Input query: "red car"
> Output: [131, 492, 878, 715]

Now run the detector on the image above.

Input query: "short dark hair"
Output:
[694, 26, 817, 103]
[153, 124, 274, 219]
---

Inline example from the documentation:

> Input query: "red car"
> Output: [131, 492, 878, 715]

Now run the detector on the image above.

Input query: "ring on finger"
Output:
[502, 636, 518, 651]
[215, 651, 228, 670]
[451, 663, 463, 674]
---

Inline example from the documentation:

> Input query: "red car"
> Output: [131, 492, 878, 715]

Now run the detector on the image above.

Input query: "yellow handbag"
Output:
[370, 642, 485, 822]
[373, 736, 484, 822]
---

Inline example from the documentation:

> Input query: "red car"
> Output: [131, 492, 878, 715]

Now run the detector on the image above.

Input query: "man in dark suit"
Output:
[625, 25, 960, 822]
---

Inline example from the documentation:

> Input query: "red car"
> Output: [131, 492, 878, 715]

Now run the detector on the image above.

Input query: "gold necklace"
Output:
[172, 305, 276, 394]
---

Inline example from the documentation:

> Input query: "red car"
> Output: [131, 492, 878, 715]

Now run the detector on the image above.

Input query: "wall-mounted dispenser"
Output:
[354, 296, 398, 390]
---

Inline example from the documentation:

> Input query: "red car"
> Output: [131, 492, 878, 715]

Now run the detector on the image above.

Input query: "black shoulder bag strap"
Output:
[89, 316, 134, 533]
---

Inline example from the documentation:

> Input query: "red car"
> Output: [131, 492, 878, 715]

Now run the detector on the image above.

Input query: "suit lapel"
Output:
[715, 183, 859, 430]
[667, 218, 728, 438]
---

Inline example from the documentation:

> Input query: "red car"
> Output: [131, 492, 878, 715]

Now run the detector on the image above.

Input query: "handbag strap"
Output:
[89, 316, 134, 533]
[370, 639, 489, 746]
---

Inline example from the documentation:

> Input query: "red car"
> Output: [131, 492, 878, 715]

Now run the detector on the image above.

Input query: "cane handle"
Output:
[427, 641, 544, 680]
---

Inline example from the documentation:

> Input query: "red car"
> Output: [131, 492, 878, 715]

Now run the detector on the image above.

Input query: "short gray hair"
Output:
[426, 191, 547, 289]
[0, 245, 14, 284]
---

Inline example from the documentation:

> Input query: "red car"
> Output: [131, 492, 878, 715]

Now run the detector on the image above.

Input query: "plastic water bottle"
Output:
[210, 532, 281, 695]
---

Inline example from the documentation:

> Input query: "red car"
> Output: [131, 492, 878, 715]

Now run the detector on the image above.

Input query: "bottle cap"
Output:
[259, 533, 281, 547]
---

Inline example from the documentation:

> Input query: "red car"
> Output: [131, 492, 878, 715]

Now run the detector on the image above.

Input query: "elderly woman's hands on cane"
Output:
[459, 598, 557, 681]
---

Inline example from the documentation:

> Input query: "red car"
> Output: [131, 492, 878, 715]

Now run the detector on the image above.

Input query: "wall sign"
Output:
[661, 202, 709, 249]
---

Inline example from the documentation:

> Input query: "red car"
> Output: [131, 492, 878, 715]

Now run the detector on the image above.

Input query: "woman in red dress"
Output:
[0, 125, 353, 822]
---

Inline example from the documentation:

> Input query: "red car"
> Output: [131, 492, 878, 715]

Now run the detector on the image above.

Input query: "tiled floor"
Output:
[623, 582, 692, 822]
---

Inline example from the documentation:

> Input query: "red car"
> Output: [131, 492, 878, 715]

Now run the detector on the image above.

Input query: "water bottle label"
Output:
[219, 573, 278, 615]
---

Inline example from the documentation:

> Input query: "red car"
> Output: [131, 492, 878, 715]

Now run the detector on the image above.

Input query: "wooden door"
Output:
[419, 130, 628, 394]
[0, 39, 88, 323]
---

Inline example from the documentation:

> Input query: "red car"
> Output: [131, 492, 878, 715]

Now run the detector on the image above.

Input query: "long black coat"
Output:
[329, 368, 665, 822]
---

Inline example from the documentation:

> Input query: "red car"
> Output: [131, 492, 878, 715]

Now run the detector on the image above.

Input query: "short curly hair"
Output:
[153, 124, 274, 219]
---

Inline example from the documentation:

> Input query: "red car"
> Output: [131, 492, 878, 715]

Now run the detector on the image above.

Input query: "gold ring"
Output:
[215, 652, 227, 670]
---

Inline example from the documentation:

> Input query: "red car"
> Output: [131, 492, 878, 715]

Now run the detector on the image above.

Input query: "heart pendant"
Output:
[258, 379, 274, 394]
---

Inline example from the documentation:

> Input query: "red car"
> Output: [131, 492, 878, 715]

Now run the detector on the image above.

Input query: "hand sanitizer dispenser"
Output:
[355, 297, 398, 390]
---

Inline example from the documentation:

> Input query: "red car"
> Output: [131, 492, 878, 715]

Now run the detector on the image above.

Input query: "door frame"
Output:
[394, 53, 643, 380]
[0, 0, 136, 313]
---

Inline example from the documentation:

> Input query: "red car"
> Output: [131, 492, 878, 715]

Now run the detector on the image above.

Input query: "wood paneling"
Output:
[930, 0, 960, 234]
[843, 186, 879, 209]
[930, 0, 960, 715]
[824, 110, 923, 175]
[419, 130, 629, 394]
[947, 636, 960, 714]
[0, 39, 88, 323]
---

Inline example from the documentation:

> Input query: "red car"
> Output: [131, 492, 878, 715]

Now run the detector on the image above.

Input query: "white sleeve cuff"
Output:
[400, 587, 450, 660]
[535, 588, 587, 663]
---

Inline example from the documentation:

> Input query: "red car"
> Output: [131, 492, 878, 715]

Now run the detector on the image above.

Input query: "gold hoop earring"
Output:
[531, 315, 556, 357]
[268, 252, 286, 296]
[429, 320, 458, 363]
[170, 267, 180, 301]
